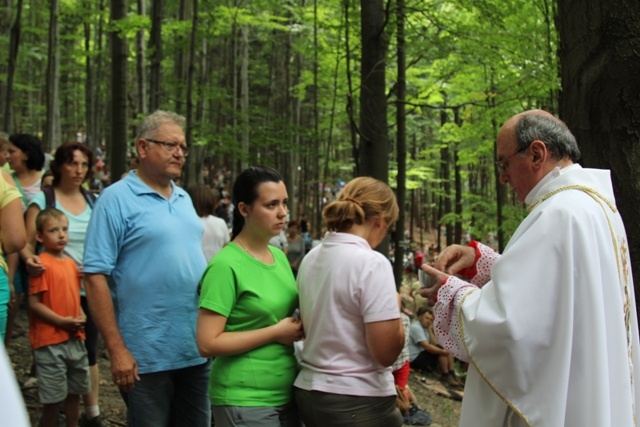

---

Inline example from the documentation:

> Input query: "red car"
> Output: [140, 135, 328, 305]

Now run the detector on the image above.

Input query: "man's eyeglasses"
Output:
[495, 146, 527, 173]
[145, 138, 189, 157]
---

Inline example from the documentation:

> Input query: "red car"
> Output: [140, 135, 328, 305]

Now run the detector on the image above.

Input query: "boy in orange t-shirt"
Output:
[29, 208, 89, 427]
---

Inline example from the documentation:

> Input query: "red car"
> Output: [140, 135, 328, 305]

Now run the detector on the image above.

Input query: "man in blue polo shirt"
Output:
[83, 110, 210, 427]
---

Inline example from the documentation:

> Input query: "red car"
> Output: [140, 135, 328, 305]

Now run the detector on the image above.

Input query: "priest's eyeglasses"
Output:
[146, 138, 190, 157]
[495, 146, 527, 173]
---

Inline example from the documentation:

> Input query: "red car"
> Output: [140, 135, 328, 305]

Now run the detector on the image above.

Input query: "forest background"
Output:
[1, 0, 639, 302]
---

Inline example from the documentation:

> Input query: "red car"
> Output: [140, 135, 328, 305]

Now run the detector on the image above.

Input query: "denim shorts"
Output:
[34, 340, 90, 404]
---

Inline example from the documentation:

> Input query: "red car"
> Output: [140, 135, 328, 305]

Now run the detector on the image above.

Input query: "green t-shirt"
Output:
[199, 242, 299, 406]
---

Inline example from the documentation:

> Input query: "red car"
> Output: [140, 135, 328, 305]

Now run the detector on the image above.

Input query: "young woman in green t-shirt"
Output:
[197, 166, 303, 427]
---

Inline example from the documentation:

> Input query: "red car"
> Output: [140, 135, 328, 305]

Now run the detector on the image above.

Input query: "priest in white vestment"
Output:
[421, 110, 640, 427]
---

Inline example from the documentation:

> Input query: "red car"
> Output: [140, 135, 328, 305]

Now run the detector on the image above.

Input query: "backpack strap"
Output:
[43, 186, 56, 208]
[42, 186, 96, 210]
[81, 188, 97, 208]
[11, 172, 28, 207]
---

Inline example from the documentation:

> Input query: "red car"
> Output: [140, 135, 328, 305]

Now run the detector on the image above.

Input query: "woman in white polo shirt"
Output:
[294, 176, 405, 427]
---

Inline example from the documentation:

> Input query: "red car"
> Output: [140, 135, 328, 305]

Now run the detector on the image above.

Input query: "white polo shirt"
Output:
[294, 232, 399, 397]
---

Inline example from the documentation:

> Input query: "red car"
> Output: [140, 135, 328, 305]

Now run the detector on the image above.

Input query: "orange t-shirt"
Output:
[29, 252, 85, 350]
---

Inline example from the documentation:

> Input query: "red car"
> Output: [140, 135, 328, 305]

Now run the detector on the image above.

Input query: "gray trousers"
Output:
[294, 388, 402, 427]
[212, 402, 299, 427]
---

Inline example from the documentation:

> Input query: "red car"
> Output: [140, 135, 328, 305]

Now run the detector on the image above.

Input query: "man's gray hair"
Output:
[515, 114, 581, 162]
[136, 110, 186, 140]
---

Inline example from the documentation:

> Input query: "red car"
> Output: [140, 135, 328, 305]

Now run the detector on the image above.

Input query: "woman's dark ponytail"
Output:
[231, 208, 244, 241]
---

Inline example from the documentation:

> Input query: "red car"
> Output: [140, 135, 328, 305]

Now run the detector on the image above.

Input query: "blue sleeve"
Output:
[82, 190, 125, 276]
[409, 321, 430, 345]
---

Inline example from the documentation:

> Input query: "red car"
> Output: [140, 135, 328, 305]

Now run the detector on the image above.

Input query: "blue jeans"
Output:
[121, 359, 211, 427]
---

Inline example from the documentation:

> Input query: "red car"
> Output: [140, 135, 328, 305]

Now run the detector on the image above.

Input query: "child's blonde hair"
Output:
[35, 208, 67, 234]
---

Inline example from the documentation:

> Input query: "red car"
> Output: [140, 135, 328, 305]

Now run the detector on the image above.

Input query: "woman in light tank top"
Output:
[7, 134, 45, 211]
[4, 133, 44, 347]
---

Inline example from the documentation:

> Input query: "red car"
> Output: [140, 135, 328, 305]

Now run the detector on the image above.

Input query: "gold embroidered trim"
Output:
[539, 186, 635, 420]
[526, 185, 616, 213]
[458, 288, 532, 427]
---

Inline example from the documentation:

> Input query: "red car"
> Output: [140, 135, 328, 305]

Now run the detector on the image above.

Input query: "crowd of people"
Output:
[1, 107, 638, 427]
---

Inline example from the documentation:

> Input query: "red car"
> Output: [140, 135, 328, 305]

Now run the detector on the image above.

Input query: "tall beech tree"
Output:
[3, 0, 24, 132]
[43, 0, 60, 151]
[109, 0, 128, 180]
[393, 0, 408, 286]
[358, 0, 389, 182]
[148, 0, 163, 112]
[557, 0, 640, 295]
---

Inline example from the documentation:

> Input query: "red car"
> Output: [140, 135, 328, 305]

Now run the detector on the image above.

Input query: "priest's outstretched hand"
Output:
[433, 244, 476, 275]
[418, 264, 449, 302]
[419, 244, 476, 302]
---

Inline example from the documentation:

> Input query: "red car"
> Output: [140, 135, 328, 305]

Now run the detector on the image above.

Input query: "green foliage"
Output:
[501, 203, 529, 238]
[1, 0, 559, 245]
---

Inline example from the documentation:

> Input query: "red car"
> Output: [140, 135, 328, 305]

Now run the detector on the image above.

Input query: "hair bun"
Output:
[343, 197, 362, 207]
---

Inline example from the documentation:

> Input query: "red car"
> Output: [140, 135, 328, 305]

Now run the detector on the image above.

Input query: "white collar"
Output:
[524, 163, 581, 205]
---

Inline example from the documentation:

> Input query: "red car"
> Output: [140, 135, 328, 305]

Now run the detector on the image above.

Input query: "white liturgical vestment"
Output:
[434, 165, 640, 427]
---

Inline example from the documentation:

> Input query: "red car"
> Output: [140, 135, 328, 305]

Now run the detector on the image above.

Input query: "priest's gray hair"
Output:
[515, 114, 581, 162]
[136, 110, 186, 140]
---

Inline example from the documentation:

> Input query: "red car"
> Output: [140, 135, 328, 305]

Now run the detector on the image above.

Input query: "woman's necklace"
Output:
[235, 239, 257, 259]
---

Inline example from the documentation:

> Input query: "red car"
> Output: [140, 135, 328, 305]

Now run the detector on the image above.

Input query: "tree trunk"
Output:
[84, 0, 95, 149]
[359, 0, 389, 255]
[195, 37, 208, 184]
[488, 70, 507, 252]
[436, 188, 443, 252]
[311, 0, 320, 234]
[239, 22, 249, 171]
[393, 0, 407, 288]
[321, 0, 345, 237]
[557, 0, 640, 299]
[94, 0, 106, 149]
[192, 37, 212, 185]
[3, 0, 23, 133]
[110, 0, 128, 181]
[289, 51, 301, 221]
[44, 0, 61, 152]
[0, 0, 10, 108]
[174, 0, 190, 114]
[231, 21, 239, 176]
[344, 0, 358, 177]
[136, 0, 147, 115]
[148, 0, 163, 111]
[184, 0, 198, 187]
[280, 18, 294, 218]
[440, 109, 453, 246]
[454, 107, 462, 244]
[358, 0, 389, 181]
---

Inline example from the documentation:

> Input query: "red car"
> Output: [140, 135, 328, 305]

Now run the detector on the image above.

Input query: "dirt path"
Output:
[7, 308, 461, 426]
[407, 372, 462, 426]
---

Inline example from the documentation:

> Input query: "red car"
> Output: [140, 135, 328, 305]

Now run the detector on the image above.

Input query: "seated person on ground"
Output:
[408, 306, 462, 388]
